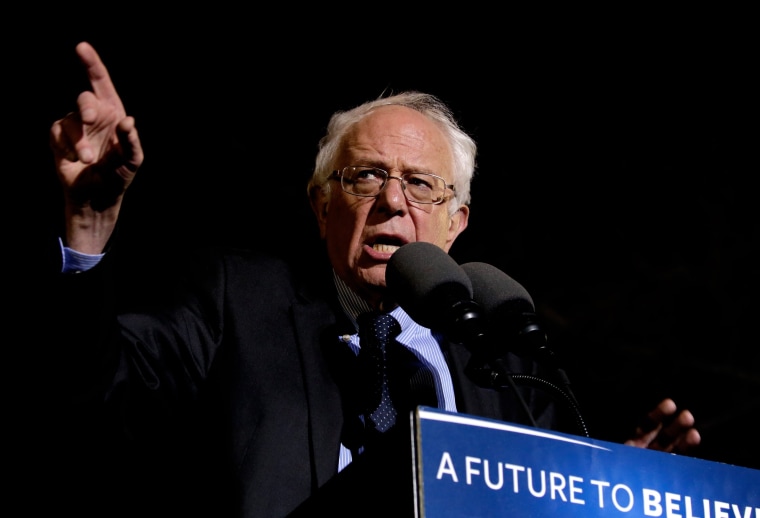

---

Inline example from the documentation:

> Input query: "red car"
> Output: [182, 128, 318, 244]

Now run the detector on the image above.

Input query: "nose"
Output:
[385, 176, 406, 193]
[375, 175, 407, 211]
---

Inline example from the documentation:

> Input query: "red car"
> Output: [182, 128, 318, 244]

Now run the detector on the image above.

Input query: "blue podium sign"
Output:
[413, 407, 760, 517]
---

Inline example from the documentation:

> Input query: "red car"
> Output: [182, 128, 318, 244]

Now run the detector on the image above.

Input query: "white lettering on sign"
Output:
[433, 452, 760, 516]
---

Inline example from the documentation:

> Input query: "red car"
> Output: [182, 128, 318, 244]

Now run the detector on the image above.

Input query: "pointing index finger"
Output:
[75, 41, 120, 103]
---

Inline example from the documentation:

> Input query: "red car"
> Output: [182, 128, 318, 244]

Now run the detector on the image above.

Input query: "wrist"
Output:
[64, 205, 119, 254]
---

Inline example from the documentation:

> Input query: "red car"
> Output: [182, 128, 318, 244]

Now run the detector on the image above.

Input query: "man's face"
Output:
[311, 105, 469, 308]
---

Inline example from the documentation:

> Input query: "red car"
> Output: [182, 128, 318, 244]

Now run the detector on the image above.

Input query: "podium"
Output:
[413, 407, 760, 517]
[292, 407, 759, 516]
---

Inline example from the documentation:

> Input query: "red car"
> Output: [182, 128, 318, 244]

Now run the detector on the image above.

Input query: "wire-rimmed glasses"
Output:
[331, 166, 454, 205]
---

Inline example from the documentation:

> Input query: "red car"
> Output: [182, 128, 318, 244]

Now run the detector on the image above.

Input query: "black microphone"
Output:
[386, 245, 591, 434]
[461, 262, 588, 436]
[459, 262, 553, 363]
[386, 244, 543, 429]
[385, 242, 486, 346]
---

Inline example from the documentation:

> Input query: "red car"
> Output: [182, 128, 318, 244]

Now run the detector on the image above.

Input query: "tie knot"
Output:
[358, 312, 401, 350]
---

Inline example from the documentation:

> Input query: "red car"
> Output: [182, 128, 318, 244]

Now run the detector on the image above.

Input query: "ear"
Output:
[309, 186, 330, 239]
[443, 205, 470, 252]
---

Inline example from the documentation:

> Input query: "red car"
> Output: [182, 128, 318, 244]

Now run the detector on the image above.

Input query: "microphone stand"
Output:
[461, 318, 590, 438]
[433, 296, 590, 438]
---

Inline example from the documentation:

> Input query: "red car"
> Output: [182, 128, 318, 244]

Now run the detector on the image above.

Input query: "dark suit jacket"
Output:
[36, 244, 579, 517]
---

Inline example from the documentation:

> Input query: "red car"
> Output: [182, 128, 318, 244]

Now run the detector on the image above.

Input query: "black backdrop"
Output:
[10, 15, 758, 472]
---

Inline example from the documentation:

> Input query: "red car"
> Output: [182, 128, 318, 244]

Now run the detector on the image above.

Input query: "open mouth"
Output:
[370, 237, 405, 254]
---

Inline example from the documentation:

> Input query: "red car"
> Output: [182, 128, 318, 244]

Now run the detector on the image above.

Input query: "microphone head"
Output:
[459, 262, 534, 315]
[461, 262, 550, 355]
[386, 242, 474, 331]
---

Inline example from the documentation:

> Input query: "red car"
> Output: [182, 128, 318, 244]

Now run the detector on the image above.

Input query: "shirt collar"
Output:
[331, 270, 428, 342]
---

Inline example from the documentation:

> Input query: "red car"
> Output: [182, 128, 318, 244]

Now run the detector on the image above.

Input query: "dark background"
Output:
[10, 13, 758, 473]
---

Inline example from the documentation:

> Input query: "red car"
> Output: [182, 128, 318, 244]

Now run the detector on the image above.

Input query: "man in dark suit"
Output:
[42, 42, 700, 517]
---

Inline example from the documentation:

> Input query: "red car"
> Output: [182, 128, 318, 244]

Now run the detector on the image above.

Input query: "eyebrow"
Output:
[353, 162, 439, 176]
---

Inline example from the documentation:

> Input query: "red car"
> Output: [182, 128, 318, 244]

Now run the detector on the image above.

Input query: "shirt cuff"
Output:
[59, 237, 105, 273]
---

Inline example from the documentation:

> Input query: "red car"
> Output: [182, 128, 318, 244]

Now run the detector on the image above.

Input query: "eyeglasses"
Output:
[331, 166, 455, 205]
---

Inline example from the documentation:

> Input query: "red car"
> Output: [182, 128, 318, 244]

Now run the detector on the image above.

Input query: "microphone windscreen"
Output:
[460, 262, 535, 316]
[386, 242, 473, 329]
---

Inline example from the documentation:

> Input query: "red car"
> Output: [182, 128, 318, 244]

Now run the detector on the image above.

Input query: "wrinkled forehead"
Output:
[338, 105, 454, 178]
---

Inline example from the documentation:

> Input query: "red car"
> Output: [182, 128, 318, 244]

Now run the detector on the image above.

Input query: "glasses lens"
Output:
[341, 166, 386, 196]
[403, 173, 446, 204]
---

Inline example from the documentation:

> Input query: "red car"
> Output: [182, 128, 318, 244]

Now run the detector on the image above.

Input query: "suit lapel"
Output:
[291, 296, 346, 488]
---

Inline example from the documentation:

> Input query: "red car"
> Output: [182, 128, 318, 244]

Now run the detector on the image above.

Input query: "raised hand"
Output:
[49, 41, 144, 253]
